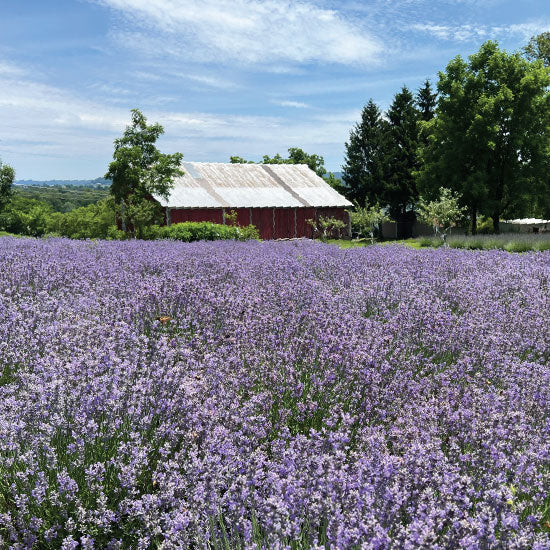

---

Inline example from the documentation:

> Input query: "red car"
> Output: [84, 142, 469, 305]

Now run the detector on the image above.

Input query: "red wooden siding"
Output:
[166, 206, 350, 240]
[171, 208, 224, 224]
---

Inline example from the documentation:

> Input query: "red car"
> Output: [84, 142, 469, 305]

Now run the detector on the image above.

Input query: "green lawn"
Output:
[327, 238, 423, 249]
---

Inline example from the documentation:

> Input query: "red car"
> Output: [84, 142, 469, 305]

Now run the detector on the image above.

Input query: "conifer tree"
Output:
[341, 99, 387, 205]
[416, 79, 437, 122]
[383, 86, 420, 225]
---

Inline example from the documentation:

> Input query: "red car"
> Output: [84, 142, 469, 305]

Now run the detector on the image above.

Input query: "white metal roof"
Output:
[152, 162, 353, 209]
[503, 218, 550, 225]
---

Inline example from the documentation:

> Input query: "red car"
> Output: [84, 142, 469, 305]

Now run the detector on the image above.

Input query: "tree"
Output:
[230, 148, 328, 178]
[105, 109, 183, 232]
[0, 158, 15, 212]
[350, 201, 389, 243]
[417, 41, 550, 233]
[307, 216, 346, 241]
[383, 86, 420, 225]
[229, 156, 254, 164]
[342, 99, 387, 206]
[125, 196, 163, 239]
[524, 32, 550, 66]
[416, 79, 437, 122]
[418, 187, 467, 244]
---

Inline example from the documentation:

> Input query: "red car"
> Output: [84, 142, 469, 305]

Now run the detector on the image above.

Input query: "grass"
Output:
[328, 234, 550, 253]
[327, 238, 423, 249]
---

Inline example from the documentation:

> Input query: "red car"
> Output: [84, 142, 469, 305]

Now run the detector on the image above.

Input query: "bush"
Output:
[418, 236, 441, 248]
[150, 222, 259, 242]
[475, 217, 495, 234]
[534, 239, 550, 252]
[504, 240, 532, 253]
[47, 198, 117, 239]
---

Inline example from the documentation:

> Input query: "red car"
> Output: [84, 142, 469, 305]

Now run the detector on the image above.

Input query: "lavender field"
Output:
[0, 238, 549, 549]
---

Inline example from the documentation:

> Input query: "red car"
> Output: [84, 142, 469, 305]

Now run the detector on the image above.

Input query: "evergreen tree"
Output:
[383, 86, 420, 224]
[416, 79, 437, 122]
[341, 99, 387, 205]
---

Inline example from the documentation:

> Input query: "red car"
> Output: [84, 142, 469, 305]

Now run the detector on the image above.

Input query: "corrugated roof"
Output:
[152, 162, 353, 209]
[503, 218, 550, 225]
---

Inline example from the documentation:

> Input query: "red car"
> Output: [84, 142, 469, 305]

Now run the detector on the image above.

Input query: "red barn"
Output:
[152, 162, 352, 240]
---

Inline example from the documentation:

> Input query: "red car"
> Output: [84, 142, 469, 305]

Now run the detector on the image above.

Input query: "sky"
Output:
[0, 0, 549, 179]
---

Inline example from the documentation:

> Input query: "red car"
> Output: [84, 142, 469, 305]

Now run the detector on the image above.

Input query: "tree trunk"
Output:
[471, 205, 477, 235]
[121, 199, 127, 233]
[492, 211, 500, 234]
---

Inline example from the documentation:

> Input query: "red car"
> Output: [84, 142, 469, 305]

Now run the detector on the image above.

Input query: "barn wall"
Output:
[171, 208, 224, 224]
[297, 208, 315, 238]
[166, 207, 350, 239]
[251, 209, 273, 240]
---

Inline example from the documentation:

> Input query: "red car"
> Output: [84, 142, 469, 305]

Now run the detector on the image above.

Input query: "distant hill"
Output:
[330, 171, 343, 180]
[14, 177, 110, 187]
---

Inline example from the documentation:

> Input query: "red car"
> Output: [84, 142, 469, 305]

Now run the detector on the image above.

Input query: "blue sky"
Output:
[0, 0, 548, 179]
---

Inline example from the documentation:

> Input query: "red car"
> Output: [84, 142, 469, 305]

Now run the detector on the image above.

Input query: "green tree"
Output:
[125, 196, 163, 239]
[0, 158, 15, 211]
[229, 156, 254, 164]
[230, 148, 327, 178]
[417, 41, 550, 233]
[307, 216, 346, 241]
[105, 109, 183, 232]
[341, 99, 387, 206]
[350, 201, 389, 243]
[418, 187, 467, 244]
[416, 79, 437, 122]
[383, 86, 420, 224]
[524, 32, 550, 66]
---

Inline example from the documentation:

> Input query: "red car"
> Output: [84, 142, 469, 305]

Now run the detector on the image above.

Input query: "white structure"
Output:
[501, 218, 550, 233]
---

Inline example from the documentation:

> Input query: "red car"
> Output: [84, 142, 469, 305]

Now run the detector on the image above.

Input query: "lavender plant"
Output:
[0, 237, 548, 549]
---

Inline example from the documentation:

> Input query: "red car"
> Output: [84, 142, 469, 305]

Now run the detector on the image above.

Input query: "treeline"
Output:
[0, 196, 259, 241]
[0, 197, 119, 238]
[342, 36, 550, 234]
[14, 185, 109, 212]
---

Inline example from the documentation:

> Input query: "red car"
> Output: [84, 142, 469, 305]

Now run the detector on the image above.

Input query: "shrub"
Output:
[534, 239, 550, 252]
[154, 222, 259, 242]
[418, 236, 441, 248]
[47, 198, 116, 239]
[504, 240, 532, 253]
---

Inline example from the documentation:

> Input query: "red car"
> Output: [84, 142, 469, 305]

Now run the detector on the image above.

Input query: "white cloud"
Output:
[185, 74, 240, 90]
[94, 0, 382, 66]
[412, 20, 550, 42]
[0, 61, 25, 77]
[0, 73, 356, 176]
[275, 100, 310, 108]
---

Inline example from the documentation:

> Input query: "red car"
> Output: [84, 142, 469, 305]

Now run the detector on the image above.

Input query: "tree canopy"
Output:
[416, 41, 550, 233]
[106, 109, 184, 204]
[230, 148, 328, 178]
[416, 79, 437, 122]
[417, 187, 467, 242]
[342, 87, 420, 233]
[383, 86, 420, 221]
[0, 158, 15, 212]
[524, 32, 550, 66]
[341, 99, 387, 206]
